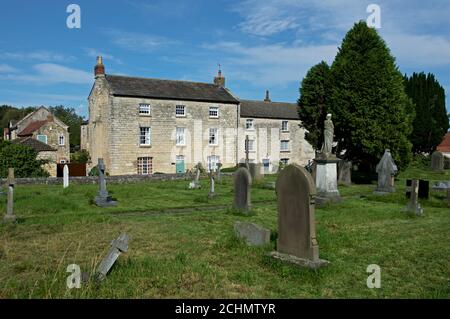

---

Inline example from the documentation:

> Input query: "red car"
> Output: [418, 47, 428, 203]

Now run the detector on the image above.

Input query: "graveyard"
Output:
[0, 166, 448, 298]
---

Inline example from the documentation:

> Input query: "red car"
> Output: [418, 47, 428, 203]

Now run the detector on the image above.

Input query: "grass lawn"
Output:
[0, 168, 449, 298]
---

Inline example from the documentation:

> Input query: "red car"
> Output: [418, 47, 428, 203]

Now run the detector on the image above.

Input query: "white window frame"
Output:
[139, 103, 151, 115]
[137, 157, 153, 175]
[245, 119, 254, 130]
[139, 127, 151, 146]
[58, 134, 65, 146]
[280, 140, 290, 152]
[245, 139, 255, 152]
[209, 106, 219, 118]
[207, 155, 220, 172]
[281, 121, 289, 132]
[175, 105, 186, 117]
[209, 128, 219, 146]
[176, 127, 186, 146]
[37, 134, 48, 144]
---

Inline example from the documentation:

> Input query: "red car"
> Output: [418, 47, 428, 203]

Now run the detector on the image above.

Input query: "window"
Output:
[209, 128, 218, 145]
[280, 140, 290, 152]
[246, 119, 254, 130]
[139, 104, 151, 115]
[209, 106, 219, 118]
[281, 121, 289, 132]
[207, 155, 220, 172]
[58, 135, 65, 146]
[139, 127, 151, 145]
[176, 105, 186, 117]
[176, 127, 185, 146]
[281, 158, 289, 165]
[137, 157, 153, 175]
[37, 135, 47, 144]
[244, 139, 255, 152]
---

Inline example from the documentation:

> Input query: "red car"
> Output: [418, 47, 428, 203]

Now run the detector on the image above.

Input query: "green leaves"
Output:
[0, 141, 49, 178]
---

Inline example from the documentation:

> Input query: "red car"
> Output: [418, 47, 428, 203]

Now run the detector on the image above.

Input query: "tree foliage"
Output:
[327, 21, 414, 170]
[0, 141, 49, 178]
[403, 72, 448, 154]
[48, 106, 84, 151]
[298, 61, 331, 150]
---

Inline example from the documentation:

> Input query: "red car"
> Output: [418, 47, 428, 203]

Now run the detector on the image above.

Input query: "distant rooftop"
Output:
[239, 99, 299, 120]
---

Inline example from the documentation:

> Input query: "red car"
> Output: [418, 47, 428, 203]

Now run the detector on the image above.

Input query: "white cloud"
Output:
[0, 50, 75, 63]
[84, 48, 123, 64]
[3, 63, 92, 85]
[104, 29, 178, 52]
[0, 64, 19, 73]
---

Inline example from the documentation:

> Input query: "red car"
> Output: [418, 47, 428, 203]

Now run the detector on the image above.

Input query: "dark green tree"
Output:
[328, 21, 414, 170]
[49, 106, 84, 151]
[404, 72, 448, 153]
[0, 141, 49, 178]
[298, 61, 331, 150]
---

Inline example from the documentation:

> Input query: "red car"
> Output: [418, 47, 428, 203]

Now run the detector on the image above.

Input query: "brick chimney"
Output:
[213, 65, 225, 87]
[94, 56, 105, 77]
[264, 90, 271, 102]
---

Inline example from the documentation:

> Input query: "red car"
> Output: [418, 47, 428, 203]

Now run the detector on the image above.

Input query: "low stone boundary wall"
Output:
[1, 172, 234, 186]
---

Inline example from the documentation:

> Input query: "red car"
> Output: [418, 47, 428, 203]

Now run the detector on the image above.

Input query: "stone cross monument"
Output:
[94, 158, 117, 207]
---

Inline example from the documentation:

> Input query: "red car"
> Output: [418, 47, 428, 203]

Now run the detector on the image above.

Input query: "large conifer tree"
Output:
[329, 21, 414, 170]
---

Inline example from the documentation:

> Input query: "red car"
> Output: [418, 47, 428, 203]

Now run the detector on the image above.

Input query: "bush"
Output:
[70, 149, 91, 164]
[88, 166, 99, 176]
[0, 141, 49, 178]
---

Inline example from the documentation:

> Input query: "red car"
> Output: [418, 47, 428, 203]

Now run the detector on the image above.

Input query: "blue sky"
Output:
[0, 0, 449, 118]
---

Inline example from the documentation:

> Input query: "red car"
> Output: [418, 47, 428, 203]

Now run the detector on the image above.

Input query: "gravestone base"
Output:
[3, 214, 17, 224]
[95, 195, 117, 207]
[315, 159, 341, 206]
[373, 188, 395, 195]
[208, 192, 215, 199]
[234, 222, 270, 246]
[404, 203, 424, 216]
[269, 251, 329, 269]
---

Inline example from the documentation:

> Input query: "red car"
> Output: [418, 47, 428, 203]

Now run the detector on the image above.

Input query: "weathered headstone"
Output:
[233, 167, 252, 213]
[188, 163, 202, 189]
[216, 162, 223, 183]
[234, 222, 270, 246]
[3, 168, 17, 223]
[374, 149, 398, 194]
[96, 233, 130, 282]
[432, 181, 450, 203]
[270, 164, 329, 269]
[431, 151, 444, 171]
[94, 158, 117, 207]
[208, 173, 215, 199]
[63, 164, 69, 189]
[338, 160, 352, 186]
[405, 180, 423, 216]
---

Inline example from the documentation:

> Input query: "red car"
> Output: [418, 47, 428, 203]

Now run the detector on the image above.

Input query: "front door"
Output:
[176, 156, 185, 174]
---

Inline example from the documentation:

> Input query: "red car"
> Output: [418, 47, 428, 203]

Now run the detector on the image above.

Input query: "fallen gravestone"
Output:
[374, 149, 398, 194]
[431, 151, 444, 171]
[3, 168, 17, 224]
[96, 233, 130, 282]
[63, 164, 69, 189]
[233, 167, 252, 213]
[94, 158, 117, 207]
[270, 164, 329, 269]
[234, 222, 270, 246]
[405, 180, 424, 216]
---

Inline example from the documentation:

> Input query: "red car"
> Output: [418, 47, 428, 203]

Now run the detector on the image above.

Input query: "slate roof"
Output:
[18, 120, 48, 136]
[105, 74, 239, 104]
[239, 100, 300, 120]
[12, 137, 56, 152]
[437, 133, 450, 153]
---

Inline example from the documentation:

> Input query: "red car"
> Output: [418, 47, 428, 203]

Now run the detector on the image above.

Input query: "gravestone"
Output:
[188, 163, 202, 189]
[208, 173, 215, 199]
[94, 158, 117, 207]
[3, 168, 17, 223]
[374, 149, 398, 194]
[405, 180, 424, 216]
[406, 180, 429, 199]
[216, 163, 222, 183]
[248, 163, 263, 183]
[431, 151, 444, 171]
[63, 164, 69, 189]
[338, 160, 352, 186]
[96, 233, 130, 282]
[270, 164, 329, 269]
[234, 222, 270, 246]
[432, 181, 450, 203]
[233, 167, 252, 213]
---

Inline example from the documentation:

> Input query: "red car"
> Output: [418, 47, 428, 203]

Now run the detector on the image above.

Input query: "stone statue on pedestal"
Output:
[320, 113, 335, 159]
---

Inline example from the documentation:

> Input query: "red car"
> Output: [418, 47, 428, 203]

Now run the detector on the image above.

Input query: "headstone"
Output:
[94, 158, 117, 207]
[208, 173, 215, 199]
[338, 160, 352, 186]
[248, 163, 263, 183]
[405, 180, 423, 216]
[96, 233, 130, 282]
[233, 167, 252, 213]
[234, 222, 270, 246]
[374, 149, 398, 194]
[270, 164, 329, 269]
[431, 151, 444, 171]
[406, 180, 429, 199]
[63, 164, 69, 188]
[188, 163, 202, 189]
[216, 163, 222, 183]
[315, 158, 341, 206]
[3, 168, 17, 223]
[432, 181, 450, 202]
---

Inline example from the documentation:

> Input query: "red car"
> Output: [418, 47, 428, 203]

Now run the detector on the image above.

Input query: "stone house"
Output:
[7, 107, 70, 176]
[82, 57, 313, 175]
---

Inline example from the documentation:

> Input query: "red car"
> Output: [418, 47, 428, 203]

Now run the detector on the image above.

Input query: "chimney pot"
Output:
[95, 55, 105, 77]
[264, 90, 271, 102]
